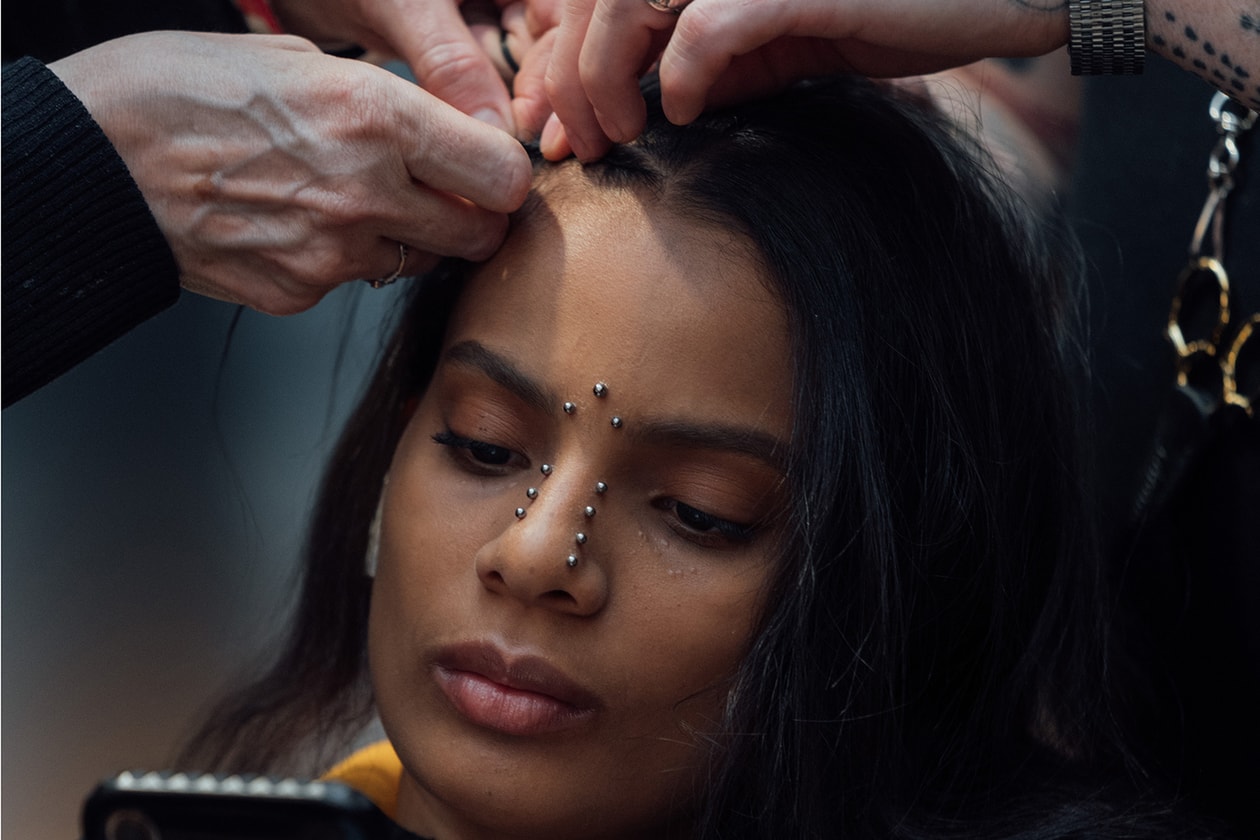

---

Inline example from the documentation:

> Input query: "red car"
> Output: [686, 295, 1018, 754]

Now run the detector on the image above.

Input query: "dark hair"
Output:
[182, 76, 1158, 837]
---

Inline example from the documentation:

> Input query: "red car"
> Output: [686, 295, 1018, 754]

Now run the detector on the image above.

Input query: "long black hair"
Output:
[181, 75, 1156, 837]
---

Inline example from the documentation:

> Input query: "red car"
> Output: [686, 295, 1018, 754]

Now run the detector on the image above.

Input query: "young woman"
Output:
[182, 75, 1162, 838]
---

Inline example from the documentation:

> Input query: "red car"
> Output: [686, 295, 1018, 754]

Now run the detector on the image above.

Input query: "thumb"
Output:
[385, 0, 516, 133]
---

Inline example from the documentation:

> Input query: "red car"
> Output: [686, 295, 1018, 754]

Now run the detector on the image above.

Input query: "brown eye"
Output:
[432, 430, 519, 470]
[657, 499, 757, 545]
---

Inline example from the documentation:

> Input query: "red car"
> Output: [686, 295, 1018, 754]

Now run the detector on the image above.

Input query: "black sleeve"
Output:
[2, 0, 248, 64]
[2, 57, 181, 407]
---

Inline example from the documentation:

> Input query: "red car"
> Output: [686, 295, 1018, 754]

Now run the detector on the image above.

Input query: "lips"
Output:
[434, 641, 600, 736]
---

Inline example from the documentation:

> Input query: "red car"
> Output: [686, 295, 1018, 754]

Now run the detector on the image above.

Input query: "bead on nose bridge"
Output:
[510, 381, 622, 569]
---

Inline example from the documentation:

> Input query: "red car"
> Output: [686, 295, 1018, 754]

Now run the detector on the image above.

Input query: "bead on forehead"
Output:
[540, 464, 553, 476]
[526, 487, 538, 499]
[515, 507, 526, 519]
[584, 505, 596, 518]
[593, 382, 608, 398]
[563, 401, 576, 415]
[595, 481, 607, 494]
[610, 416, 623, 429]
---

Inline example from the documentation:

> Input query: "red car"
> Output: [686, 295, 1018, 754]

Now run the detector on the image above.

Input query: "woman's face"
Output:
[370, 169, 793, 839]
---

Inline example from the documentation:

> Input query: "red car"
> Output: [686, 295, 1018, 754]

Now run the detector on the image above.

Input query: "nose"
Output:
[474, 469, 609, 616]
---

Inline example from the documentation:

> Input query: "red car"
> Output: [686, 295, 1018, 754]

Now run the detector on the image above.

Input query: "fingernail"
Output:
[473, 108, 511, 134]
[540, 113, 564, 157]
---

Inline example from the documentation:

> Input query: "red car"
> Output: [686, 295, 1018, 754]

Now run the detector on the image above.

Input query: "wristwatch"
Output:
[1068, 0, 1146, 75]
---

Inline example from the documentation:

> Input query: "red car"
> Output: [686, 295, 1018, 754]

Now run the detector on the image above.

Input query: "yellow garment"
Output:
[322, 740, 403, 818]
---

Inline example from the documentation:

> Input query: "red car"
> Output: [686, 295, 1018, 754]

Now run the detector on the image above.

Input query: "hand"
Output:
[271, 0, 521, 133]
[542, 0, 1070, 161]
[50, 32, 532, 315]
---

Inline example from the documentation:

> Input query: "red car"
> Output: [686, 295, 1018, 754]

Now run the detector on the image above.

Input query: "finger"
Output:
[501, 2, 537, 77]
[377, 0, 516, 133]
[578, 0, 676, 142]
[520, 0, 564, 35]
[361, 237, 442, 288]
[469, 22, 517, 82]
[540, 111, 575, 160]
[654, 0, 800, 125]
[375, 181, 513, 262]
[544, 0, 612, 161]
[389, 81, 532, 212]
[512, 29, 558, 142]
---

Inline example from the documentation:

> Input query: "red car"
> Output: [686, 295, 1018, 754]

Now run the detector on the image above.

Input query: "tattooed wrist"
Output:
[1150, 6, 1260, 110]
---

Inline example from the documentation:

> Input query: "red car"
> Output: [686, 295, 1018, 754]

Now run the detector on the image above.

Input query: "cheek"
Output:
[617, 570, 767, 715]
[369, 423, 481, 649]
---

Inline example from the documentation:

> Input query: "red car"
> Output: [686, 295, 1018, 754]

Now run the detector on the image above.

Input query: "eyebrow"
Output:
[441, 340, 788, 468]
[628, 418, 788, 471]
[442, 340, 557, 413]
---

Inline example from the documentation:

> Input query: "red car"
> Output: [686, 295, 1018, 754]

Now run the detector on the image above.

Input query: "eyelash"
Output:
[432, 429, 523, 473]
[656, 499, 758, 547]
[432, 428, 758, 547]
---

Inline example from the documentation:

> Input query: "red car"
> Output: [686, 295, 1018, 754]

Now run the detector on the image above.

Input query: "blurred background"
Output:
[2, 283, 402, 839]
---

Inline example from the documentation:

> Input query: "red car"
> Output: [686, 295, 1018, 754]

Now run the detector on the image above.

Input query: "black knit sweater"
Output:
[2, 57, 180, 407]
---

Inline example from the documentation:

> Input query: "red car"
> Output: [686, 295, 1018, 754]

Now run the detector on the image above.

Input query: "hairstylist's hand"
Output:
[270, 0, 520, 133]
[50, 31, 531, 315]
[542, 0, 1069, 161]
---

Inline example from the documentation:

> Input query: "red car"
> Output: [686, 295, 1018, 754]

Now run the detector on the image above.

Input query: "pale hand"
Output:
[51, 32, 532, 315]
[542, 0, 1070, 160]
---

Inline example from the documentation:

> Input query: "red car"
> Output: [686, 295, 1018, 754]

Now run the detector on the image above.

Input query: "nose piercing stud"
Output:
[567, 554, 578, 568]
[593, 382, 608, 398]
[563, 401, 576, 414]
[540, 464, 553, 476]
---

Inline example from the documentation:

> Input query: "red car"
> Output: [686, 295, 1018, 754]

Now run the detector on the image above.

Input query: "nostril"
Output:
[541, 590, 578, 608]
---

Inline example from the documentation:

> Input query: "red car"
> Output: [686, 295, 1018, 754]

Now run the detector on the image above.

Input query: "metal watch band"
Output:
[1068, 0, 1146, 75]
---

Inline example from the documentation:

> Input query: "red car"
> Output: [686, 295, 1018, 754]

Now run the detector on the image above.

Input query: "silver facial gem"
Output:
[567, 554, 578, 568]
[540, 464, 553, 476]
[593, 382, 608, 398]
[526, 487, 538, 500]
[563, 401, 576, 414]
[610, 416, 623, 429]
[515, 507, 527, 519]
[595, 481, 608, 494]
[584, 505, 596, 518]
[576, 532, 587, 544]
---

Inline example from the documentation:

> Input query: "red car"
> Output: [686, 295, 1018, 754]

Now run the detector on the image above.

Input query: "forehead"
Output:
[442, 177, 793, 429]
